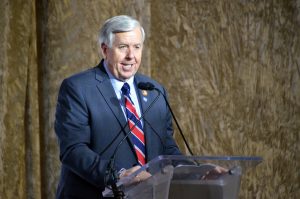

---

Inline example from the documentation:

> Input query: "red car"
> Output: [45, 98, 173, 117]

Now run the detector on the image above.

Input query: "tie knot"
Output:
[121, 82, 130, 96]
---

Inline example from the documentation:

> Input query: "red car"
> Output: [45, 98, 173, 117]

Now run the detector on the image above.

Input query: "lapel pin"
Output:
[142, 90, 148, 96]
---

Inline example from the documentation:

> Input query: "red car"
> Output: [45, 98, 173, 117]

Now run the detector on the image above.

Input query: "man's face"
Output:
[102, 27, 143, 81]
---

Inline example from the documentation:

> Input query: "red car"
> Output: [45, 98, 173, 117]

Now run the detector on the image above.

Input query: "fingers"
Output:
[120, 165, 141, 178]
[137, 170, 152, 180]
[133, 170, 152, 184]
[119, 166, 152, 184]
[214, 166, 229, 174]
[201, 166, 228, 180]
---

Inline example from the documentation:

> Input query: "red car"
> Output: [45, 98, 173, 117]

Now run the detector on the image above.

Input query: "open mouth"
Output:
[122, 63, 134, 70]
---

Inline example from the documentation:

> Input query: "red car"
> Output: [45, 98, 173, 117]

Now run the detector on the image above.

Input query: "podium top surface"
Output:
[117, 155, 263, 182]
[145, 155, 263, 173]
[155, 155, 263, 163]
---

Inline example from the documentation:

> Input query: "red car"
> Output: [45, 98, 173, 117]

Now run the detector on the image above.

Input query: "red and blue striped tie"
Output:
[121, 83, 146, 166]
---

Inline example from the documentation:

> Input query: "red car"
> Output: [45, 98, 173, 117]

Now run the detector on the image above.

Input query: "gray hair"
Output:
[99, 15, 145, 47]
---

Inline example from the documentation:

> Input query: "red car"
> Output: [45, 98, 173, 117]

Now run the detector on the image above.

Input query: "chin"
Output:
[123, 71, 136, 78]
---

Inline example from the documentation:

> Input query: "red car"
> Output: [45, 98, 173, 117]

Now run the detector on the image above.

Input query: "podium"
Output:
[103, 155, 262, 199]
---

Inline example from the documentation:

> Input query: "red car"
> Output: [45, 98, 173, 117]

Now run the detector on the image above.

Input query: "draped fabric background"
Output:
[0, 0, 299, 198]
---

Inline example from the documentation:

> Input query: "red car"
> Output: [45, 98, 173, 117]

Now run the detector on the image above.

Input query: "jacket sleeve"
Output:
[55, 78, 110, 189]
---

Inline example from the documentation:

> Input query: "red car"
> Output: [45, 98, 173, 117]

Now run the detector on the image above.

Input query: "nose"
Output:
[126, 47, 134, 59]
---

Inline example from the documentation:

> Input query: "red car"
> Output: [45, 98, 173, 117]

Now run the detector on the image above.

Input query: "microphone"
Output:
[137, 82, 155, 90]
[137, 82, 194, 156]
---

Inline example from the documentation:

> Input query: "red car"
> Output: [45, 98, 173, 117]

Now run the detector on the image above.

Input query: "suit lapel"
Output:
[95, 61, 137, 158]
[95, 62, 127, 127]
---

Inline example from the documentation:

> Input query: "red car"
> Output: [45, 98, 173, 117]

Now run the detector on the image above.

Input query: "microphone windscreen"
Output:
[137, 82, 155, 90]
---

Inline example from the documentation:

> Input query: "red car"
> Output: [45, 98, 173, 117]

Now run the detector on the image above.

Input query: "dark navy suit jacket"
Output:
[55, 60, 181, 198]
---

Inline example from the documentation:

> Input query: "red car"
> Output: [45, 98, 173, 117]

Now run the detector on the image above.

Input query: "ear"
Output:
[100, 43, 108, 58]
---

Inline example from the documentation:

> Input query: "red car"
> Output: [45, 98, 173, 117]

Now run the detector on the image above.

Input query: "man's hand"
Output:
[119, 165, 152, 183]
[200, 165, 228, 180]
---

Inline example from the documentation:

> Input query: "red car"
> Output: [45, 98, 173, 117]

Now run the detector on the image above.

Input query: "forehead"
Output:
[113, 27, 143, 45]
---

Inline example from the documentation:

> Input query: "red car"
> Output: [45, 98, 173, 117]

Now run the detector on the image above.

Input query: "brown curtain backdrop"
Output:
[0, 0, 299, 198]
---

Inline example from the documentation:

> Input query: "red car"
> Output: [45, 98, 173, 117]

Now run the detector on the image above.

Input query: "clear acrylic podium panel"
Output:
[103, 155, 263, 199]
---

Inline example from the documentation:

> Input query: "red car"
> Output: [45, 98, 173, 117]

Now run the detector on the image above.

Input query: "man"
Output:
[55, 15, 181, 199]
